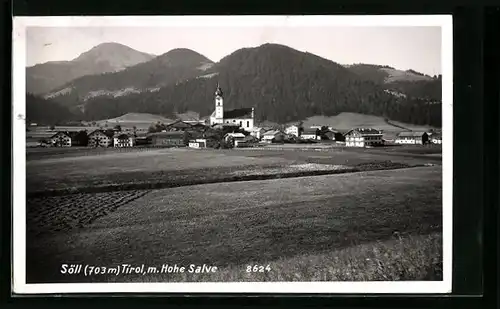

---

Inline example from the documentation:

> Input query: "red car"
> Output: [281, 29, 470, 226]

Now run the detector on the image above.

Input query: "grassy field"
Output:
[26, 146, 440, 195]
[26, 165, 442, 283]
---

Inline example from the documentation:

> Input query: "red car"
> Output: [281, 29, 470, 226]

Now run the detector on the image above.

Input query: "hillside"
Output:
[30, 43, 442, 127]
[27, 42, 156, 95]
[26, 93, 77, 125]
[100, 113, 175, 123]
[345, 64, 442, 101]
[44, 48, 214, 101]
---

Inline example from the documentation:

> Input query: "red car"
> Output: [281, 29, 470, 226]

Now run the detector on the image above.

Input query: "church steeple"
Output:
[214, 82, 224, 120]
[215, 82, 223, 97]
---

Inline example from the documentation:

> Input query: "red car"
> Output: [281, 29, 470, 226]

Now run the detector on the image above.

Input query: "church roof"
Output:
[223, 108, 253, 119]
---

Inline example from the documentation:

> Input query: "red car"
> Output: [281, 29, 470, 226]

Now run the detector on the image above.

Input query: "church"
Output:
[209, 83, 255, 131]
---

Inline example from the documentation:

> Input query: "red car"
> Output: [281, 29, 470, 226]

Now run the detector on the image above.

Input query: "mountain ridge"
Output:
[43, 48, 214, 100]
[27, 43, 442, 127]
[26, 42, 156, 95]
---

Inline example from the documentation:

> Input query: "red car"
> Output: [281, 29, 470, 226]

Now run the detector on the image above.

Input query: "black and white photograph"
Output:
[12, 15, 453, 294]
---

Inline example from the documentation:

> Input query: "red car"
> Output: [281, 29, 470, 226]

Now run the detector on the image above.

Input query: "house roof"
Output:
[225, 132, 246, 138]
[165, 120, 193, 128]
[89, 129, 114, 138]
[302, 128, 318, 134]
[345, 128, 382, 136]
[148, 131, 187, 137]
[191, 122, 207, 127]
[397, 131, 428, 138]
[223, 108, 253, 119]
[212, 123, 240, 128]
[50, 131, 71, 139]
[114, 133, 133, 139]
[51, 131, 86, 139]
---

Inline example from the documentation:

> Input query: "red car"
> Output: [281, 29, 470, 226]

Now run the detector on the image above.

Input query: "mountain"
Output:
[31, 43, 442, 127]
[43, 48, 214, 101]
[26, 42, 156, 95]
[344, 64, 442, 101]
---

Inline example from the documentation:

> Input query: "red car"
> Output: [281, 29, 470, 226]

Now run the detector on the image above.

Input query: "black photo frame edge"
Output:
[1, 1, 497, 308]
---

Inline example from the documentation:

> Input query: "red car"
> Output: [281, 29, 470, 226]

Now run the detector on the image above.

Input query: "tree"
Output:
[74, 130, 89, 146]
[148, 123, 158, 133]
[114, 125, 122, 132]
[49, 125, 55, 131]
[104, 129, 115, 137]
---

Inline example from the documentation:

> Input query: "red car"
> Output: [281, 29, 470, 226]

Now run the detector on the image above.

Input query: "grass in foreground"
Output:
[26, 167, 442, 283]
[106, 233, 443, 282]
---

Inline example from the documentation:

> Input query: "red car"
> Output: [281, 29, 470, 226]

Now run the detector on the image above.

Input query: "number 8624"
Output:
[246, 265, 271, 273]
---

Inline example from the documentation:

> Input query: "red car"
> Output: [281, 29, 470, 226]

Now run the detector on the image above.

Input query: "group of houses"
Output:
[48, 129, 137, 148]
[42, 84, 442, 149]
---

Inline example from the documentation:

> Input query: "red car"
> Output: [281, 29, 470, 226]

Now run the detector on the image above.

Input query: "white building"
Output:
[113, 133, 135, 148]
[285, 125, 301, 137]
[209, 83, 255, 131]
[223, 132, 245, 147]
[431, 133, 442, 144]
[262, 130, 286, 143]
[345, 128, 384, 147]
[189, 139, 207, 149]
[248, 127, 265, 140]
[394, 132, 429, 145]
[301, 128, 320, 140]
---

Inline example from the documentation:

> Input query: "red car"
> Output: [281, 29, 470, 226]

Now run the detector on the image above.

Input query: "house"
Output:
[322, 130, 336, 141]
[430, 133, 442, 144]
[235, 135, 260, 148]
[211, 122, 241, 132]
[248, 127, 265, 140]
[149, 131, 190, 147]
[395, 131, 429, 145]
[224, 132, 246, 147]
[224, 132, 246, 141]
[262, 130, 286, 143]
[301, 128, 320, 140]
[135, 136, 151, 146]
[88, 130, 114, 148]
[190, 122, 208, 131]
[50, 131, 87, 147]
[209, 83, 255, 131]
[165, 120, 194, 132]
[113, 133, 135, 148]
[285, 125, 301, 137]
[50, 131, 73, 147]
[189, 139, 207, 149]
[345, 128, 384, 147]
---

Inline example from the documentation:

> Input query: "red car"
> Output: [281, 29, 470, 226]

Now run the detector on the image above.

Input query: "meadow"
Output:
[26, 146, 440, 195]
[25, 146, 443, 283]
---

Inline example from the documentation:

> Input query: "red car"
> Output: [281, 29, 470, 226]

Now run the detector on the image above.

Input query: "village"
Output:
[28, 84, 442, 150]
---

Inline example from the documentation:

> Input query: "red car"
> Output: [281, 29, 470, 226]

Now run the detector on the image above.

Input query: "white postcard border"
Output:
[12, 15, 453, 294]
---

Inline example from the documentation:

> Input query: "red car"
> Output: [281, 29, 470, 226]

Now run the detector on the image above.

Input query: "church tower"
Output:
[214, 82, 224, 121]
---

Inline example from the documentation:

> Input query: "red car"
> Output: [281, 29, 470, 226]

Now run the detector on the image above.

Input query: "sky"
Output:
[26, 26, 442, 76]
